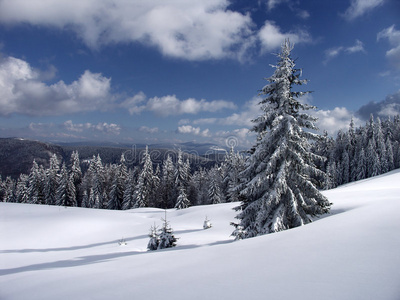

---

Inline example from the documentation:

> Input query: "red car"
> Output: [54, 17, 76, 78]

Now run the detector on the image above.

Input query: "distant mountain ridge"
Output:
[0, 138, 65, 179]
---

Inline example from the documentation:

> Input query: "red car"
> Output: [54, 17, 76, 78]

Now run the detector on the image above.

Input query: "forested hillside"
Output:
[1, 114, 400, 211]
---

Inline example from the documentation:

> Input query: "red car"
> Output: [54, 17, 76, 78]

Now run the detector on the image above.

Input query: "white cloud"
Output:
[191, 94, 362, 138]
[221, 96, 260, 126]
[123, 94, 237, 116]
[120, 92, 147, 115]
[258, 21, 311, 53]
[0, 0, 255, 61]
[0, 56, 114, 116]
[29, 122, 54, 132]
[296, 10, 310, 19]
[64, 120, 121, 135]
[0, 0, 315, 61]
[342, 0, 384, 21]
[324, 40, 365, 64]
[63, 120, 91, 132]
[193, 118, 218, 125]
[139, 126, 159, 134]
[266, 0, 288, 10]
[346, 39, 365, 53]
[94, 122, 121, 135]
[147, 95, 237, 116]
[311, 107, 362, 135]
[377, 25, 400, 70]
[176, 125, 210, 137]
[213, 128, 254, 149]
[356, 90, 400, 119]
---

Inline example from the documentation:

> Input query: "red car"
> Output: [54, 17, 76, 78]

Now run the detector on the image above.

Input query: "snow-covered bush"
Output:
[203, 216, 212, 229]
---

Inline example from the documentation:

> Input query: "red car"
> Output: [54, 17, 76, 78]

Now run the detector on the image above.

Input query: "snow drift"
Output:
[1, 170, 400, 300]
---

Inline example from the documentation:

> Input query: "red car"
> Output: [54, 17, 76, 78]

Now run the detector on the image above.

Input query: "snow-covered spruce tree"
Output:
[175, 185, 190, 209]
[55, 163, 76, 207]
[174, 150, 191, 207]
[157, 212, 177, 249]
[70, 151, 82, 206]
[27, 160, 45, 204]
[190, 168, 209, 206]
[147, 224, 159, 251]
[89, 155, 106, 209]
[3, 176, 15, 202]
[232, 40, 331, 239]
[122, 168, 137, 210]
[133, 146, 157, 208]
[223, 147, 245, 202]
[15, 174, 29, 203]
[44, 154, 60, 206]
[108, 154, 128, 210]
[161, 154, 176, 208]
[207, 166, 225, 204]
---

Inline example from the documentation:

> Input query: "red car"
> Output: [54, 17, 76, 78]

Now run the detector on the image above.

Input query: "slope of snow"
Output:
[1, 170, 400, 300]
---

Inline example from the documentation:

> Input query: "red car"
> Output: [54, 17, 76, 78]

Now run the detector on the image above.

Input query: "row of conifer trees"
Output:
[0, 147, 245, 209]
[314, 115, 400, 189]
[1, 114, 399, 209]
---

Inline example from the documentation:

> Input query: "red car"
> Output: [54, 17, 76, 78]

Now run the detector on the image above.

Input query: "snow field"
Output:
[1, 170, 400, 300]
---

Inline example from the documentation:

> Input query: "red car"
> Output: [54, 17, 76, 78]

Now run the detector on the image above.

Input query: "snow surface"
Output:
[1, 170, 400, 300]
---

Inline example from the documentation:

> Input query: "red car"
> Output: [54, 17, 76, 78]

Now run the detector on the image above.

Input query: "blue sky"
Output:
[0, 0, 399, 149]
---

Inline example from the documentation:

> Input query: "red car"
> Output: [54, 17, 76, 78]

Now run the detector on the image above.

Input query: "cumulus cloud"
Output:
[139, 126, 159, 134]
[0, 0, 256, 61]
[191, 94, 363, 137]
[356, 90, 400, 120]
[258, 21, 311, 53]
[0, 0, 314, 61]
[191, 96, 262, 127]
[342, 0, 384, 21]
[121, 94, 237, 116]
[310, 107, 362, 134]
[119, 92, 147, 115]
[64, 120, 121, 135]
[377, 25, 400, 70]
[324, 40, 365, 64]
[218, 96, 260, 127]
[0, 56, 114, 116]
[176, 125, 210, 137]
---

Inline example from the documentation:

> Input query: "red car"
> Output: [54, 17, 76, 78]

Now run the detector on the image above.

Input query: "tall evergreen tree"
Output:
[356, 148, 367, 181]
[207, 166, 224, 204]
[161, 155, 176, 208]
[385, 137, 395, 171]
[232, 40, 330, 239]
[108, 154, 128, 210]
[3, 176, 15, 202]
[174, 150, 191, 206]
[70, 151, 82, 206]
[366, 138, 378, 177]
[190, 168, 209, 206]
[91, 155, 106, 209]
[55, 163, 76, 207]
[122, 169, 137, 210]
[15, 174, 29, 203]
[133, 146, 156, 208]
[27, 160, 45, 204]
[44, 154, 60, 206]
[223, 147, 245, 202]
